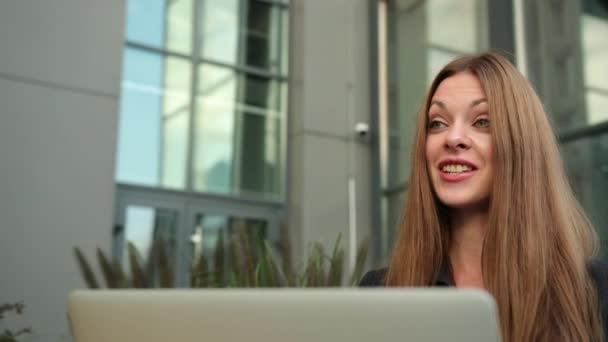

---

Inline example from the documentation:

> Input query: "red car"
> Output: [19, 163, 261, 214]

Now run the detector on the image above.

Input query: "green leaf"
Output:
[111, 260, 128, 288]
[96, 248, 117, 288]
[156, 239, 174, 288]
[349, 236, 370, 286]
[253, 263, 262, 287]
[304, 242, 326, 287]
[254, 229, 271, 287]
[73, 247, 99, 289]
[191, 249, 209, 288]
[264, 241, 286, 287]
[127, 242, 147, 288]
[237, 226, 255, 287]
[326, 233, 344, 286]
[279, 223, 296, 286]
[228, 271, 239, 288]
[213, 230, 225, 287]
[0, 336, 17, 342]
[228, 235, 244, 287]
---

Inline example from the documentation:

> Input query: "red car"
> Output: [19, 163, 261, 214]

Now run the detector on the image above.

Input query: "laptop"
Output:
[67, 289, 500, 342]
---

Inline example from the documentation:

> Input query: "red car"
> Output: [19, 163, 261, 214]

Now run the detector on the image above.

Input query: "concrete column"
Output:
[287, 0, 373, 275]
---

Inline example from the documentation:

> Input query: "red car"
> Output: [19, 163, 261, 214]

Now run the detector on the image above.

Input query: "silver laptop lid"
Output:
[68, 289, 500, 342]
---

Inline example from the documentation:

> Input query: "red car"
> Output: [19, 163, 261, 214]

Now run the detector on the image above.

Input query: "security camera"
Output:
[355, 122, 369, 137]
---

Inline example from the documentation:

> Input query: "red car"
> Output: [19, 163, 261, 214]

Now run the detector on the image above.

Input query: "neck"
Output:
[448, 205, 488, 287]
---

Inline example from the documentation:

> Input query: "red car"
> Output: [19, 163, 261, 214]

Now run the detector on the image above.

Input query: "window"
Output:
[116, 0, 289, 201]
[560, 0, 608, 257]
[582, 0, 608, 124]
[114, 0, 290, 286]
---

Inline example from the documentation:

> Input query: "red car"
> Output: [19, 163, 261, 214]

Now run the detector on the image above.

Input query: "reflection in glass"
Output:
[189, 214, 268, 286]
[161, 57, 192, 189]
[200, 0, 240, 65]
[190, 215, 227, 270]
[280, 7, 290, 76]
[193, 64, 238, 194]
[116, 49, 163, 186]
[239, 112, 282, 195]
[586, 91, 608, 124]
[562, 133, 608, 258]
[125, 0, 165, 48]
[245, 2, 285, 73]
[126, 0, 192, 54]
[243, 74, 279, 110]
[425, 0, 488, 88]
[121, 0, 289, 200]
[582, 3, 608, 124]
[200, 0, 288, 73]
[280, 81, 289, 117]
[193, 63, 286, 199]
[166, 0, 193, 54]
[123, 205, 178, 286]
[238, 74, 283, 197]
[427, 0, 484, 53]
[117, 49, 191, 189]
[246, 1, 272, 69]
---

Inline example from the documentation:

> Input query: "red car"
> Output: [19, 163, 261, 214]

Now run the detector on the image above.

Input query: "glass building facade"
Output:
[116, 0, 289, 199]
[114, 0, 289, 286]
[113, 0, 608, 277]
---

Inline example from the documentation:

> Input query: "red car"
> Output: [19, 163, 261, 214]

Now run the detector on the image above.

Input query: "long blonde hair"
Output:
[386, 51, 602, 341]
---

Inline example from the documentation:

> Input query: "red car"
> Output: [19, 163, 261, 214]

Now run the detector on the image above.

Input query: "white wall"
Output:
[0, 1, 125, 340]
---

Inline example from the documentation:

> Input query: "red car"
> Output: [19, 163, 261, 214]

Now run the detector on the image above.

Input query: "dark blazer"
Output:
[360, 260, 608, 339]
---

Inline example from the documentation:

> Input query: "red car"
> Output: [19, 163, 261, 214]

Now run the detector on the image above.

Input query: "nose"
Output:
[444, 124, 471, 151]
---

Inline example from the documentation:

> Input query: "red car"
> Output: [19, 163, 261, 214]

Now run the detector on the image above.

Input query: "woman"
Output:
[360, 51, 608, 341]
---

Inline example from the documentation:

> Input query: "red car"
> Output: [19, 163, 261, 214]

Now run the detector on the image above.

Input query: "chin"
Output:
[435, 192, 488, 210]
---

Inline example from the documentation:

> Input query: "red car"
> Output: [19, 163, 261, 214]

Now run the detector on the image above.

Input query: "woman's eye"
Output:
[428, 120, 446, 130]
[474, 118, 490, 128]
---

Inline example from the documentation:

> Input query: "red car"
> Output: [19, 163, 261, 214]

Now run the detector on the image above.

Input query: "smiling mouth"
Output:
[439, 164, 477, 174]
[438, 165, 477, 182]
[439, 162, 477, 175]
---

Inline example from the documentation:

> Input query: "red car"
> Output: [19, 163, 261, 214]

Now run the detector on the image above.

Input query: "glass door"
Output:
[185, 210, 275, 287]
[113, 184, 284, 287]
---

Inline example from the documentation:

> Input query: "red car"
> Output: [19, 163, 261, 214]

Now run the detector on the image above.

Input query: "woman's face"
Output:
[425, 72, 493, 210]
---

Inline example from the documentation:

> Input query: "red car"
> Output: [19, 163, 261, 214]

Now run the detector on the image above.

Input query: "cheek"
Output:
[425, 138, 438, 163]
[480, 138, 494, 167]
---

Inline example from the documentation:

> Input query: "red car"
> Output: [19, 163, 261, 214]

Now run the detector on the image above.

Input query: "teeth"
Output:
[441, 164, 472, 173]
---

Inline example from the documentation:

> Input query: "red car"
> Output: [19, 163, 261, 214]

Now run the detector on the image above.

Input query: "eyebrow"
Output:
[430, 98, 488, 109]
